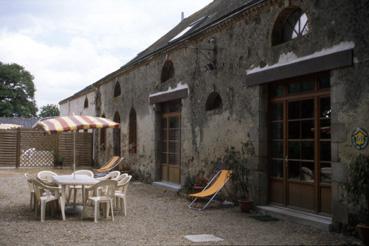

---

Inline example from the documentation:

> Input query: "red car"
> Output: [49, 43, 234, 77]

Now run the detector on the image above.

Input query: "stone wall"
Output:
[59, 0, 369, 226]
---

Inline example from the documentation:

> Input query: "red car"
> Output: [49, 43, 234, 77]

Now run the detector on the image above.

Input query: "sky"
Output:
[0, 0, 213, 110]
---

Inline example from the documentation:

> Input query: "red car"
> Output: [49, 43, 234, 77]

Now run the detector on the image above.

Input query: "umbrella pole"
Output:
[73, 130, 76, 175]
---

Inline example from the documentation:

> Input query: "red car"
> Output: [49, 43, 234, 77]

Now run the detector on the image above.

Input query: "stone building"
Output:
[59, 0, 369, 229]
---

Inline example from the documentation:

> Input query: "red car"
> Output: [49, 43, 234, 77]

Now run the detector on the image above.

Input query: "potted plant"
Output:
[345, 154, 369, 244]
[193, 170, 209, 193]
[53, 152, 64, 168]
[223, 145, 253, 212]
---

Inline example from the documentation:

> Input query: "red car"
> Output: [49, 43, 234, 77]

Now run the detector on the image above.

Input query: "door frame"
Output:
[159, 103, 182, 184]
[268, 73, 331, 213]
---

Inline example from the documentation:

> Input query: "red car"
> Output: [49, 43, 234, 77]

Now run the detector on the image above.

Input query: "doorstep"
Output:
[257, 205, 332, 231]
[152, 181, 181, 192]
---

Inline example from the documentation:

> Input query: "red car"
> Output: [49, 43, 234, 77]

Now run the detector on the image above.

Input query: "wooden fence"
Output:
[0, 129, 92, 168]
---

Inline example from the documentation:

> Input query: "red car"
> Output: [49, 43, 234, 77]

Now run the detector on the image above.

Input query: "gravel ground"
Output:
[0, 168, 361, 245]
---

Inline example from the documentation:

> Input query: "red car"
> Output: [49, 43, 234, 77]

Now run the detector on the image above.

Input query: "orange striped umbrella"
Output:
[33, 115, 120, 134]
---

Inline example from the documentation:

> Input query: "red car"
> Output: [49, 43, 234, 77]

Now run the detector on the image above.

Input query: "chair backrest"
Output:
[73, 169, 94, 177]
[24, 173, 34, 192]
[31, 178, 59, 200]
[115, 173, 128, 182]
[37, 171, 57, 184]
[89, 179, 117, 198]
[96, 156, 120, 171]
[117, 175, 132, 193]
[109, 171, 121, 180]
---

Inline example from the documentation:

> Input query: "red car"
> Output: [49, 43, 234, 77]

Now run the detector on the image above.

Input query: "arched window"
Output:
[114, 82, 121, 97]
[205, 92, 222, 111]
[84, 97, 89, 108]
[272, 8, 309, 45]
[113, 112, 121, 156]
[161, 60, 175, 83]
[100, 114, 106, 149]
[128, 108, 137, 154]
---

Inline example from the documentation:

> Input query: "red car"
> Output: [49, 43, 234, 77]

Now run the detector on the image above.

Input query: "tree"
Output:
[38, 104, 60, 118]
[0, 62, 37, 117]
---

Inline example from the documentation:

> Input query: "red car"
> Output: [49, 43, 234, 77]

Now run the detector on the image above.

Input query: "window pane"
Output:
[320, 142, 331, 161]
[162, 130, 167, 140]
[271, 84, 284, 97]
[288, 141, 301, 159]
[272, 141, 283, 158]
[168, 154, 177, 164]
[288, 101, 300, 119]
[168, 142, 179, 153]
[319, 73, 330, 89]
[320, 97, 331, 118]
[161, 153, 167, 164]
[271, 103, 283, 121]
[320, 163, 332, 183]
[288, 121, 300, 139]
[301, 141, 314, 160]
[301, 99, 314, 118]
[301, 120, 314, 139]
[320, 119, 331, 139]
[288, 81, 314, 94]
[169, 129, 180, 141]
[161, 118, 167, 128]
[288, 100, 314, 119]
[288, 161, 300, 180]
[288, 161, 314, 182]
[169, 117, 179, 128]
[271, 160, 284, 178]
[272, 122, 283, 139]
[161, 141, 167, 152]
[300, 163, 314, 182]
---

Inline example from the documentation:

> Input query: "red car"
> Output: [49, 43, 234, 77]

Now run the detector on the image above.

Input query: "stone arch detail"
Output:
[113, 112, 121, 156]
[160, 60, 175, 83]
[128, 107, 137, 154]
[205, 92, 223, 111]
[272, 7, 309, 46]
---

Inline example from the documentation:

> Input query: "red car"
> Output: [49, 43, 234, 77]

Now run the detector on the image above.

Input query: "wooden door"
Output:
[269, 73, 331, 214]
[160, 101, 181, 184]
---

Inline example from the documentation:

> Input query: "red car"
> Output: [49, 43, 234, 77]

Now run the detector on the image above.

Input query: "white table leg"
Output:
[60, 185, 67, 220]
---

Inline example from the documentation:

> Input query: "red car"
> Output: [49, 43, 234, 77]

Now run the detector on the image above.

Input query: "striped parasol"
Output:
[33, 115, 119, 134]
[33, 115, 120, 173]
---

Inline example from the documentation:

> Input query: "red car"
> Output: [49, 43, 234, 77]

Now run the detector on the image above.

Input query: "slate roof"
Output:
[0, 117, 39, 128]
[59, 0, 265, 104]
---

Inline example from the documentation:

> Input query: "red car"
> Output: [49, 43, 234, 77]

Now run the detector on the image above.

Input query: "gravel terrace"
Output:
[0, 168, 360, 245]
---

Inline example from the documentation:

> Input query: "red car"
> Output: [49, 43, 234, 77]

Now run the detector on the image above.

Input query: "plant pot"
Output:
[238, 199, 253, 213]
[357, 224, 369, 245]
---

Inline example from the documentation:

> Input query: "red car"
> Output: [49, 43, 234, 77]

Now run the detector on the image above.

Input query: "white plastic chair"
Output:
[82, 180, 117, 223]
[37, 170, 57, 184]
[68, 170, 94, 205]
[114, 175, 132, 216]
[31, 178, 66, 222]
[24, 173, 35, 210]
[96, 171, 121, 181]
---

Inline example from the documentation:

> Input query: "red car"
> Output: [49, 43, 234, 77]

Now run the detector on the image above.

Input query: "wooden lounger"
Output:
[94, 156, 120, 173]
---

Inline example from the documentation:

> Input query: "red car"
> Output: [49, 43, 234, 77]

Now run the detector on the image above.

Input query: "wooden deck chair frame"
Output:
[94, 156, 121, 173]
[188, 170, 232, 211]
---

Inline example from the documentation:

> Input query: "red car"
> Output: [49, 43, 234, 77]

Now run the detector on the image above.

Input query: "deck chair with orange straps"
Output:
[94, 156, 121, 173]
[188, 170, 232, 210]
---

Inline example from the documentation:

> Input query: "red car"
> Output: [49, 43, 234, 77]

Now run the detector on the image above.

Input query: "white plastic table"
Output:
[52, 175, 99, 218]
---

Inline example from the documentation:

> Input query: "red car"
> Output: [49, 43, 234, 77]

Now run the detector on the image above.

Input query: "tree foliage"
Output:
[39, 104, 60, 118]
[0, 62, 37, 117]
